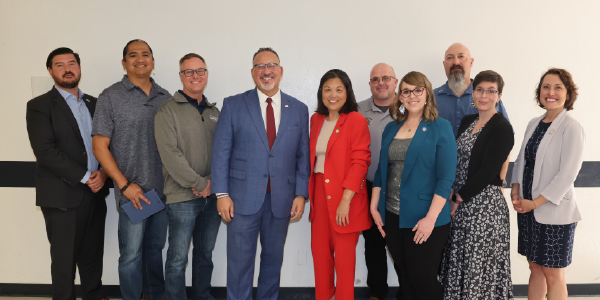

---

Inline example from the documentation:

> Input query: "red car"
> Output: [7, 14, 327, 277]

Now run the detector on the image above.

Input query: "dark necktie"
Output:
[266, 98, 276, 193]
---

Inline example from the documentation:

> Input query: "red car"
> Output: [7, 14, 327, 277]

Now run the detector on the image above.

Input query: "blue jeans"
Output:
[118, 200, 169, 300]
[166, 197, 221, 300]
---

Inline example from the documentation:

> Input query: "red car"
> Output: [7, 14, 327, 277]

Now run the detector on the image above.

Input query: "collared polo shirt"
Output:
[92, 75, 171, 203]
[179, 90, 207, 116]
[358, 96, 394, 182]
[435, 81, 510, 137]
[55, 85, 98, 184]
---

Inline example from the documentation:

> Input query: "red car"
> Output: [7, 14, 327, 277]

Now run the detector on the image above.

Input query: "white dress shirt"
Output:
[257, 88, 282, 134]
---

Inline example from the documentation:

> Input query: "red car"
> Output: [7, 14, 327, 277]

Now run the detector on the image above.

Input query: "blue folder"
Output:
[122, 189, 166, 224]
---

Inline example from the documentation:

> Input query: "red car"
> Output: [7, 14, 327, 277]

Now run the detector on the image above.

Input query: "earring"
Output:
[424, 101, 427, 105]
[152, 69, 155, 76]
[399, 103, 406, 114]
[123, 69, 127, 75]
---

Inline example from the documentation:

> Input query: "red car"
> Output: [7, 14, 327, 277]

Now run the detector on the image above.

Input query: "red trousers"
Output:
[311, 173, 360, 300]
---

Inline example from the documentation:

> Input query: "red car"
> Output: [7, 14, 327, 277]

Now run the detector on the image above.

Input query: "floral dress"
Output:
[440, 118, 513, 300]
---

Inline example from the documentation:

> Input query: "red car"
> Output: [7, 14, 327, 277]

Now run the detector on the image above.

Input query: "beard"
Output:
[447, 69, 467, 95]
[259, 74, 276, 91]
[53, 72, 80, 89]
[374, 89, 391, 101]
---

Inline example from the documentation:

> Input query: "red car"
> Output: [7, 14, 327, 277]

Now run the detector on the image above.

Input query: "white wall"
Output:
[1, 0, 599, 287]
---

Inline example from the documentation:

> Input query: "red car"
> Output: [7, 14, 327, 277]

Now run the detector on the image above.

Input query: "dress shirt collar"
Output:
[256, 88, 281, 107]
[55, 85, 83, 103]
[365, 95, 394, 113]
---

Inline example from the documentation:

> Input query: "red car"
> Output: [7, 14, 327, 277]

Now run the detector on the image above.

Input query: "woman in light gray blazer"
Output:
[511, 68, 585, 300]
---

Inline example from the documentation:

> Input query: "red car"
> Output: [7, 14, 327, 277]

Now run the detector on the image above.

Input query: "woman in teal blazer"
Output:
[370, 71, 457, 300]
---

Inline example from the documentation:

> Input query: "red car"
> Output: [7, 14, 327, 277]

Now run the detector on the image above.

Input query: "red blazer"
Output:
[308, 111, 372, 233]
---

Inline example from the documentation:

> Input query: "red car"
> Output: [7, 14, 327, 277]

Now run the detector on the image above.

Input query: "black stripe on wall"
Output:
[0, 284, 599, 298]
[2, 161, 599, 188]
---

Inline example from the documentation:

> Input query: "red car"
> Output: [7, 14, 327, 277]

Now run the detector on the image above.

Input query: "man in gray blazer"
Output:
[211, 47, 310, 300]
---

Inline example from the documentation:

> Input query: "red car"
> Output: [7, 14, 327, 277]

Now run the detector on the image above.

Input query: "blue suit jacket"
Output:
[211, 88, 310, 218]
[373, 118, 457, 228]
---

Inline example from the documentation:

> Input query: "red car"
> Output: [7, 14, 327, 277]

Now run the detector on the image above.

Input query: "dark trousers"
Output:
[385, 211, 449, 300]
[41, 187, 107, 300]
[362, 180, 389, 299]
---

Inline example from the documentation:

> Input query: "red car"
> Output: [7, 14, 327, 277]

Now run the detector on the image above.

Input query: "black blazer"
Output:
[454, 113, 514, 202]
[26, 87, 108, 208]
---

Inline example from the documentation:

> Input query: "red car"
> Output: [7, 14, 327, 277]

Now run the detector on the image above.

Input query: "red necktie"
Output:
[266, 98, 276, 193]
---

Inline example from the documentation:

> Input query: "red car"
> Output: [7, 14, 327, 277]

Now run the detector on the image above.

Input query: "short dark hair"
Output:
[46, 47, 80, 69]
[179, 53, 206, 66]
[122, 39, 153, 61]
[535, 68, 578, 111]
[315, 69, 358, 115]
[253, 47, 279, 63]
[473, 70, 505, 93]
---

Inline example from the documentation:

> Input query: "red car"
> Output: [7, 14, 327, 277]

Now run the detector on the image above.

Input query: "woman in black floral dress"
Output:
[440, 70, 514, 299]
[511, 68, 585, 300]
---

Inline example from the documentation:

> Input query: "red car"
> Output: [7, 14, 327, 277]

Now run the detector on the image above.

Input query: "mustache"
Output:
[62, 72, 76, 78]
[260, 74, 275, 79]
[450, 65, 464, 72]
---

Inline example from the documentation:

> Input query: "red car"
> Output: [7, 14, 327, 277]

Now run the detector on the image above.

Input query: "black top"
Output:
[454, 113, 514, 202]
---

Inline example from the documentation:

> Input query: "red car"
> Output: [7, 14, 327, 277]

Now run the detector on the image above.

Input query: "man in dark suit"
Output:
[26, 47, 109, 300]
[211, 47, 310, 300]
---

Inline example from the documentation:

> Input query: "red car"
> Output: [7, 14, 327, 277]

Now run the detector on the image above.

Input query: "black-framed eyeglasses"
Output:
[474, 88, 499, 95]
[253, 63, 279, 70]
[370, 76, 396, 84]
[180, 68, 207, 77]
[400, 87, 425, 98]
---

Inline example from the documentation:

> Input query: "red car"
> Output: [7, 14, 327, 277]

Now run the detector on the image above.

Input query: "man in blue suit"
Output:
[211, 47, 310, 300]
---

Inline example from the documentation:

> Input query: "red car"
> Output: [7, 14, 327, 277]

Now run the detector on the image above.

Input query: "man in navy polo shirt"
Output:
[434, 43, 510, 137]
[434, 42, 511, 185]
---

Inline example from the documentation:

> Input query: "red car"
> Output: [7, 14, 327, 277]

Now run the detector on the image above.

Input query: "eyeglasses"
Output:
[370, 76, 396, 84]
[474, 88, 499, 95]
[180, 68, 207, 77]
[400, 87, 425, 98]
[253, 63, 279, 70]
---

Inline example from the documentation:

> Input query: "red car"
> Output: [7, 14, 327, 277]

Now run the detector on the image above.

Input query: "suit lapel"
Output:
[82, 94, 96, 117]
[272, 93, 291, 150]
[402, 120, 432, 182]
[325, 113, 348, 156]
[51, 87, 84, 145]
[310, 114, 326, 174]
[532, 109, 568, 189]
[246, 89, 270, 150]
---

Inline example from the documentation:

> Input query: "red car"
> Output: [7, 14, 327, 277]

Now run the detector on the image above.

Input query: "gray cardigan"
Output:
[155, 91, 220, 204]
[511, 109, 585, 224]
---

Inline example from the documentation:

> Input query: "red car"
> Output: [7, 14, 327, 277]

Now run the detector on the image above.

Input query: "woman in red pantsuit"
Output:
[309, 69, 372, 300]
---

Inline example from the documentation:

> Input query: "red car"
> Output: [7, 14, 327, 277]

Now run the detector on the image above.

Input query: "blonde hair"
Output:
[390, 71, 438, 123]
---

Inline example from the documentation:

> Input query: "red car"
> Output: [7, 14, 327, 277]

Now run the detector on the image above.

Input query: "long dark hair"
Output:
[315, 69, 358, 115]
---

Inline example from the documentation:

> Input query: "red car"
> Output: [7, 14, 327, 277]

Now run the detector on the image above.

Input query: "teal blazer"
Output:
[373, 118, 457, 228]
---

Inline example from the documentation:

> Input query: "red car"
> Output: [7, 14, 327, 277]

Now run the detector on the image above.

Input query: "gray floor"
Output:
[3, 297, 600, 299]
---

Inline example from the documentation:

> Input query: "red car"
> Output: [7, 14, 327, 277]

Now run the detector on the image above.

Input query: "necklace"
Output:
[406, 117, 422, 132]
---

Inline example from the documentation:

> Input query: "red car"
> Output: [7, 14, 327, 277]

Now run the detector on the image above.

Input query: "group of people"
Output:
[25, 39, 584, 300]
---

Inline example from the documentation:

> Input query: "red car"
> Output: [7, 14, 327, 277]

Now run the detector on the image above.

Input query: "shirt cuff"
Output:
[216, 193, 228, 196]
[80, 171, 91, 184]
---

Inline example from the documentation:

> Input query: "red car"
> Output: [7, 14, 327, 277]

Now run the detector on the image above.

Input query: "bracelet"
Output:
[120, 181, 131, 193]
[532, 199, 537, 209]
[216, 194, 229, 199]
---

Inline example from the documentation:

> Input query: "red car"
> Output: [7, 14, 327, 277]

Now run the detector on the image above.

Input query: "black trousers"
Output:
[385, 211, 450, 300]
[41, 187, 107, 300]
[362, 180, 389, 299]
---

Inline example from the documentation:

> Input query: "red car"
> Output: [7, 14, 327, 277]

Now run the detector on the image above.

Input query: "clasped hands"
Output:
[216, 194, 306, 223]
[86, 169, 107, 193]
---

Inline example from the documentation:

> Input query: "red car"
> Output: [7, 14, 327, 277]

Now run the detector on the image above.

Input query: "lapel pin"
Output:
[335, 129, 340, 133]
[85, 98, 90, 103]
[285, 104, 289, 108]
[422, 127, 427, 132]
[548, 129, 555, 134]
